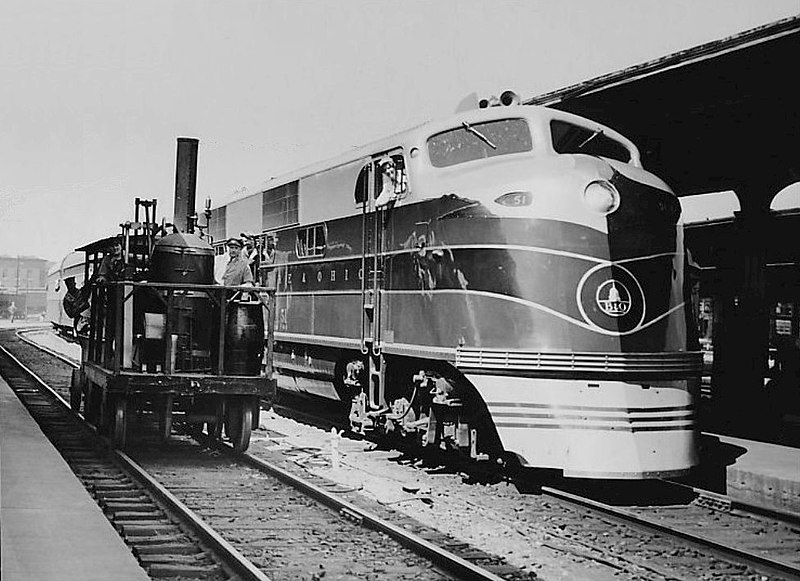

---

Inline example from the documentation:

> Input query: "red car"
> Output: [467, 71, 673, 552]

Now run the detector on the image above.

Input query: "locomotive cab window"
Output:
[550, 120, 631, 163]
[427, 118, 532, 168]
[296, 224, 326, 258]
[354, 154, 408, 205]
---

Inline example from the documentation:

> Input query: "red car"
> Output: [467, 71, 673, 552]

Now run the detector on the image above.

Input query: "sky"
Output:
[1, 0, 797, 263]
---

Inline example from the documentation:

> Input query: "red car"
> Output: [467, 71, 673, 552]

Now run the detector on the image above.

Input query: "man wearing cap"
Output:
[240, 232, 259, 277]
[240, 233, 258, 262]
[221, 237, 254, 286]
[96, 236, 125, 283]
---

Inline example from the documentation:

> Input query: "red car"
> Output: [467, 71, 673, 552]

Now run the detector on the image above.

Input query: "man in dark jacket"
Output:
[62, 277, 90, 336]
[96, 236, 125, 283]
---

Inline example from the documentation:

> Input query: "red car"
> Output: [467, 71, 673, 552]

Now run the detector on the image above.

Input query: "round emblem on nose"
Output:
[577, 264, 645, 333]
[595, 280, 632, 317]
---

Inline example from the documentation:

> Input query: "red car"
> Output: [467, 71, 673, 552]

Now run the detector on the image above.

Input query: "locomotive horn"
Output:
[500, 90, 520, 106]
[174, 137, 199, 233]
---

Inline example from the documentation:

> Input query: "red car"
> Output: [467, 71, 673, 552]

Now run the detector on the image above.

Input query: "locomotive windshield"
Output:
[550, 120, 631, 163]
[427, 118, 532, 168]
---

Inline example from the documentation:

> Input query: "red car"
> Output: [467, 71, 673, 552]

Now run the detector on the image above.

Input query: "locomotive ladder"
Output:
[360, 159, 388, 410]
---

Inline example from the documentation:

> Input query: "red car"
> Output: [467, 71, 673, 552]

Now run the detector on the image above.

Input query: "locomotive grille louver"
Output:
[456, 349, 702, 376]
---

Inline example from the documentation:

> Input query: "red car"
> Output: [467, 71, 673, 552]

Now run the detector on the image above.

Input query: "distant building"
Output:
[0, 255, 53, 319]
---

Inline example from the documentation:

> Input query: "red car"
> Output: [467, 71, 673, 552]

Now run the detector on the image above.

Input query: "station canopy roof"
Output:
[527, 16, 800, 210]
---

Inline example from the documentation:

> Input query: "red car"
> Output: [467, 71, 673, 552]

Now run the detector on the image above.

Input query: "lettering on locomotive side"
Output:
[273, 264, 369, 292]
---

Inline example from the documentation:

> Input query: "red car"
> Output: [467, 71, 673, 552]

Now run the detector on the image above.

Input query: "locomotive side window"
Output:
[263, 180, 299, 230]
[427, 118, 532, 168]
[550, 120, 631, 163]
[296, 224, 326, 258]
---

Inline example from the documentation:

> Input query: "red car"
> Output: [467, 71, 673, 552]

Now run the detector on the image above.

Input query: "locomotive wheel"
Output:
[225, 400, 242, 443]
[206, 420, 223, 440]
[69, 369, 83, 412]
[206, 400, 225, 440]
[113, 397, 128, 450]
[231, 401, 253, 453]
[158, 395, 174, 442]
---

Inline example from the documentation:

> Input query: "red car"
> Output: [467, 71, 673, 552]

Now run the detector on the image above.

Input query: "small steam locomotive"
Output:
[66, 139, 275, 451]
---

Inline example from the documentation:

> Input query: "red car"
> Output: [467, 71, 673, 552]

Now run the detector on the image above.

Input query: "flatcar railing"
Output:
[87, 280, 275, 377]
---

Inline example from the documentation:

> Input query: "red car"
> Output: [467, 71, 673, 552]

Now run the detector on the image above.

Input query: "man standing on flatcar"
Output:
[94, 236, 126, 366]
[220, 237, 254, 287]
[240, 232, 259, 278]
[96, 236, 126, 283]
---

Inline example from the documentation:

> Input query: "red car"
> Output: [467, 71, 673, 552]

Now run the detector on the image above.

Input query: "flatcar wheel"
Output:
[69, 369, 82, 412]
[113, 397, 128, 450]
[232, 401, 253, 453]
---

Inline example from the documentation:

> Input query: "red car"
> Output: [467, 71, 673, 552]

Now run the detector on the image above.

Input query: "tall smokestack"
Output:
[174, 137, 199, 233]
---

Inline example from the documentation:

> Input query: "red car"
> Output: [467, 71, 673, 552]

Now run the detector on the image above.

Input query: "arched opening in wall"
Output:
[766, 182, 800, 381]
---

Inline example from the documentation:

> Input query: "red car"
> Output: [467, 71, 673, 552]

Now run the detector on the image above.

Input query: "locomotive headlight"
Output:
[583, 180, 620, 215]
[495, 191, 532, 207]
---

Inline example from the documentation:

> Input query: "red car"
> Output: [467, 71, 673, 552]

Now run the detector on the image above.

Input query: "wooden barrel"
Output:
[224, 298, 264, 376]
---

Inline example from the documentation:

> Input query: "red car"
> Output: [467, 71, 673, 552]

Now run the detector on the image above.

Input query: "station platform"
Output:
[0, 375, 149, 581]
[699, 432, 800, 515]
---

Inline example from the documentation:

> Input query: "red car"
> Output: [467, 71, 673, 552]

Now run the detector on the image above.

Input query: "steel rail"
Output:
[115, 449, 273, 581]
[0, 340, 273, 581]
[16, 328, 80, 367]
[238, 451, 507, 581]
[665, 478, 800, 528]
[541, 485, 800, 580]
[2, 340, 76, 409]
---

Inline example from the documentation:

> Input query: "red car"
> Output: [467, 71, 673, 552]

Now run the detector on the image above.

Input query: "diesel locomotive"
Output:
[208, 92, 702, 478]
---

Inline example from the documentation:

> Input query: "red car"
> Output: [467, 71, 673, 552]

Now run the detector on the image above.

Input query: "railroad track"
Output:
[0, 341, 264, 581]
[1, 329, 528, 581]
[8, 328, 800, 581]
[261, 387, 800, 579]
[537, 481, 800, 581]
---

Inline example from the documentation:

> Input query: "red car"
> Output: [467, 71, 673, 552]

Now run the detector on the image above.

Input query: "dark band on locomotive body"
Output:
[206, 99, 701, 479]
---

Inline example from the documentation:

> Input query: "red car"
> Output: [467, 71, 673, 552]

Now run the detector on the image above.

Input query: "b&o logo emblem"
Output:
[595, 280, 631, 317]
[576, 264, 645, 333]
